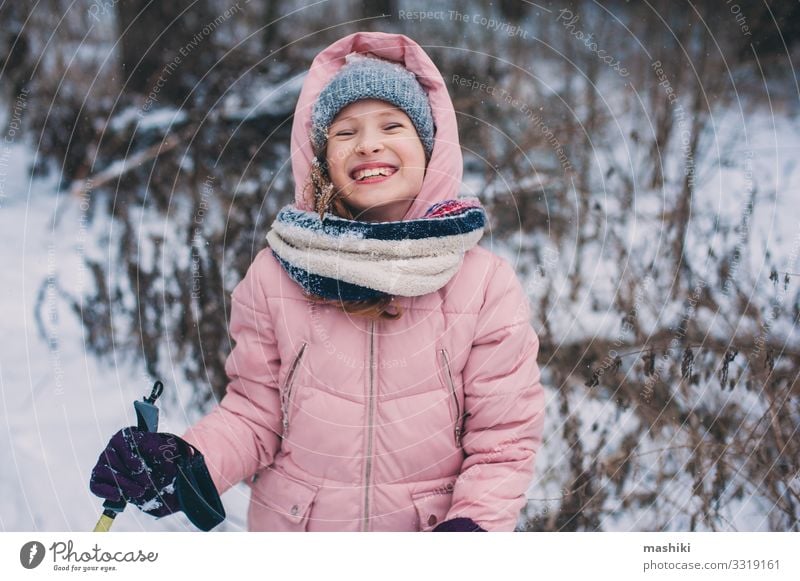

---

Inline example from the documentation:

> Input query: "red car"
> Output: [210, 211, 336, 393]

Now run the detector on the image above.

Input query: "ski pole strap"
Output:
[176, 442, 226, 532]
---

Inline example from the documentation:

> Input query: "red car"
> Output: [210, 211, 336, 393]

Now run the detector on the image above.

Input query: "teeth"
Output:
[354, 167, 395, 181]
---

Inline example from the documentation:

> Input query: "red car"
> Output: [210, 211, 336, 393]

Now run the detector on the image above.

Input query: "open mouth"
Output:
[350, 166, 398, 184]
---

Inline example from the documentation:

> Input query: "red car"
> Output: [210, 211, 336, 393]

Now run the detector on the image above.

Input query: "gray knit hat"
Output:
[310, 53, 435, 158]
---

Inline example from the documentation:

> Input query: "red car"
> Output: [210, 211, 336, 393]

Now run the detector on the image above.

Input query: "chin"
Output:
[347, 202, 408, 222]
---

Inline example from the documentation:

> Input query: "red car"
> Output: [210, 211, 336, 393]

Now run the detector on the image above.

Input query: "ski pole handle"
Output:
[134, 380, 163, 433]
[93, 381, 164, 532]
[93, 499, 126, 532]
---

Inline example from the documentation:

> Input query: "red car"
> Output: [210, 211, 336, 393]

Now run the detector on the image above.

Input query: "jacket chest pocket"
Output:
[280, 342, 308, 438]
[438, 348, 468, 448]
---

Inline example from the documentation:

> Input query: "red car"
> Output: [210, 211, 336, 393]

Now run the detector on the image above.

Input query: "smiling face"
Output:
[325, 99, 427, 222]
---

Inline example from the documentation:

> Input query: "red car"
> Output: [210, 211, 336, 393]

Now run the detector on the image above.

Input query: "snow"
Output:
[221, 73, 305, 122]
[110, 106, 189, 133]
[0, 142, 248, 532]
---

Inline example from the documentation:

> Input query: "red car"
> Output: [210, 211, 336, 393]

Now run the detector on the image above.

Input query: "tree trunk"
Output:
[358, 0, 395, 19]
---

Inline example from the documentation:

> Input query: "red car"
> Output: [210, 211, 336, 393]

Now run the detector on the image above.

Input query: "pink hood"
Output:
[290, 32, 462, 220]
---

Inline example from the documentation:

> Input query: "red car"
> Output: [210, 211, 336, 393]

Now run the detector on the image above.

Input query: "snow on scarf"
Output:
[266, 198, 486, 301]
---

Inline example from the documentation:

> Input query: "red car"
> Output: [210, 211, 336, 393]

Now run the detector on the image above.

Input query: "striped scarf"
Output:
[266, 199, 486, 301]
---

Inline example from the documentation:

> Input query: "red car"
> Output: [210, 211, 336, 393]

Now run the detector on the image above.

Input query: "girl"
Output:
[90, 31, 545, 532]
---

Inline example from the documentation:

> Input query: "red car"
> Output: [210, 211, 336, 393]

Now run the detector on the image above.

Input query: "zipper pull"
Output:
[280, 342, 307, 439]
[281, 395, 290, 438]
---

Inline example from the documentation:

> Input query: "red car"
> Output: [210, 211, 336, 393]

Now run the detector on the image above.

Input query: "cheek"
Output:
[325, 151, 349, 186]
[409, 167, 425, 190]
[400, 138, 426, 165]
[400, 145, 427, 181]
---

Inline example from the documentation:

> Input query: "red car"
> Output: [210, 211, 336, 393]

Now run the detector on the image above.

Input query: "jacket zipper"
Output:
[281, 342, 308, 438]
[362, 320, 376, 532]
[440, 348, 464, 448]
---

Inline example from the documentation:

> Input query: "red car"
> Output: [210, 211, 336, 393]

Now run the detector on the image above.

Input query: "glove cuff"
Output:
[432, 517, 487, 532]
[174, 438, 226, 531]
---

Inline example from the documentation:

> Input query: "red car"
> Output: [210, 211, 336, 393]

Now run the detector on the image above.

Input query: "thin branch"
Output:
[69, 125, 195, 198]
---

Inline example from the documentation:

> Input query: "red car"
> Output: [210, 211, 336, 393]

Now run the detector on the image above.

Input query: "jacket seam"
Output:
[283, 380, 470, 404]
[476, 319, 528, 338]
[259, 295, 484, 316]
[477, 259, 503, 314]
[231, 292, 272, 318]
[466, 388, 532, 399]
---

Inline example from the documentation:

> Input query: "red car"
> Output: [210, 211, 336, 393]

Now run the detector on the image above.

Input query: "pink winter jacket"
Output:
[182, 32, 546, 532]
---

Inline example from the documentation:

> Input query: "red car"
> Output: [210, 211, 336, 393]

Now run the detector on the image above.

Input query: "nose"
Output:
[354, 130, 384, 154]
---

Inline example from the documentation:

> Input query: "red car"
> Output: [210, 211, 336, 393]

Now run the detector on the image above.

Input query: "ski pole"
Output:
[93, 380, 164, 532]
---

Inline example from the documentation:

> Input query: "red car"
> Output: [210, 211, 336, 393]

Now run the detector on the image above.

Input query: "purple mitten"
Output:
[432, 517, 487, 532]
[90, 427, 187, 518]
